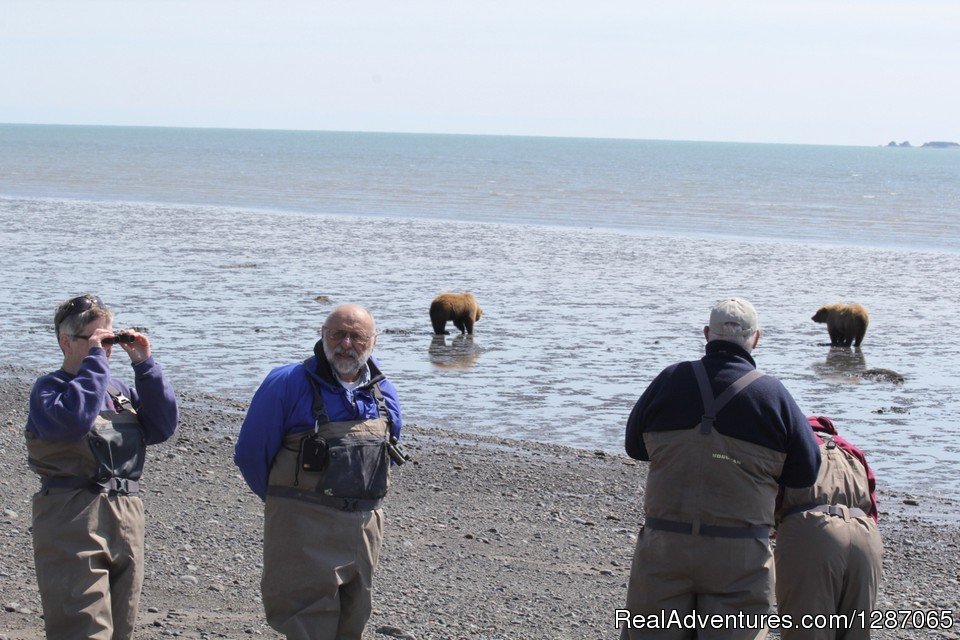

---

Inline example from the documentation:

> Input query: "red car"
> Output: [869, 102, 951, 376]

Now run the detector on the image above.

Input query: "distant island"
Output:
[885, 140, 959, 148]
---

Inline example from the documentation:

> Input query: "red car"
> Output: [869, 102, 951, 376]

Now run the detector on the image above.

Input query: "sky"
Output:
[1, 0, 958, 146]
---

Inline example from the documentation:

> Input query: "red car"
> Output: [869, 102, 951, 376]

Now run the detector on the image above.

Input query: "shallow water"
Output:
[2, 197, 958, 500]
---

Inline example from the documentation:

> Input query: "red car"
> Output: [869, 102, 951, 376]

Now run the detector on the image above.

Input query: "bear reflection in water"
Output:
[813, 346, 867, 382]
[826, 346, 867, 375]
[815, 347, 904, 384]
[429, 334, 480, 369]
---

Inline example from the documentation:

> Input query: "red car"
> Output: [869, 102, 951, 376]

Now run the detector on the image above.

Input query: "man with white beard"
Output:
[235, 304, 404, 640]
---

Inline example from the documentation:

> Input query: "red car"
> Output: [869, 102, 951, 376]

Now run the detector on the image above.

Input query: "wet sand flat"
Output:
[2, 198, 960, 501]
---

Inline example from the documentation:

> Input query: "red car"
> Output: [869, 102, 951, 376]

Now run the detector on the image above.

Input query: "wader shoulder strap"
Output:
[369, 383, 393, 431]
[302, 358, 331, 428]
[691, 361, 765, 434]
[106, 383, 137, 416]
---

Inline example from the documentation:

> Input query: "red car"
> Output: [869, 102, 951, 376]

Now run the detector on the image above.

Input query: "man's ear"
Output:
[703, 326, 710, 341]
[752, 329, 761, 349]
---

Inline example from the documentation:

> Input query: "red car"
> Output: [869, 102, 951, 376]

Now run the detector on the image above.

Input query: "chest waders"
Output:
[779, 436, 872, 521]
[261, 368, 395, 640]
[26, 384, 146, 493]
[775, 435, 882, 639]
[624, 362, 782, 640]
[27, 385, 147, 640]
[643, 362, 783, 538]
[266, 372, 393, 510]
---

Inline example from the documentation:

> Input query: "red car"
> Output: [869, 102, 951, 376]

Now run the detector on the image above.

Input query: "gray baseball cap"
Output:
[709, 298, 758, 337]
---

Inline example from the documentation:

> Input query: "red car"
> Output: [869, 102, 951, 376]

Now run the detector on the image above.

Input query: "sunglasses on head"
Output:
[55, 294, 105, 329]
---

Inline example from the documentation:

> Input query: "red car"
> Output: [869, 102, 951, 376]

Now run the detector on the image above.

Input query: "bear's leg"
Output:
[463, 317, 474, 335]
[453, 318, 466, 334]
[828, 325, 841, 345]
[854, 326, 866, 347]
[431, 316, 449, 335]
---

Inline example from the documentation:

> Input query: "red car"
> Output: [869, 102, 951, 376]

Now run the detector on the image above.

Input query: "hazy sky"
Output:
[2, 0, 958, 146]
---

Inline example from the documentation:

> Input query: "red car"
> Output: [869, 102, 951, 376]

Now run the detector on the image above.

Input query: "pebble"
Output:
[376, 626, 417, 639]
[2, 510, 16, 519]
[180, 575, 199, 585]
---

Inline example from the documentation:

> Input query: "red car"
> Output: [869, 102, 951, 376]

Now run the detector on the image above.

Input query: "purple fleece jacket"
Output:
[27, 346, 179, 445]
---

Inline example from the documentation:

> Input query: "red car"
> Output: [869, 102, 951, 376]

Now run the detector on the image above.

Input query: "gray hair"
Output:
[54, 294, 113, 339]
[706, 328, 758, 353]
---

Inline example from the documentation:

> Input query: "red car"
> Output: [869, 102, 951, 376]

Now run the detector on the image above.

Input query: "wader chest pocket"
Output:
[311, 439, 390, 500]
[88, 424, 146, 481]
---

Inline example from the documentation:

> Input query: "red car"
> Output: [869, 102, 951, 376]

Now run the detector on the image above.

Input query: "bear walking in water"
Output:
[430, 293, 483, 335]
[812, 303, 869, 347]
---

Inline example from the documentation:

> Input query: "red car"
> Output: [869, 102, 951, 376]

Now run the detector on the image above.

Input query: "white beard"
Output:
[323, 339, 371, 379]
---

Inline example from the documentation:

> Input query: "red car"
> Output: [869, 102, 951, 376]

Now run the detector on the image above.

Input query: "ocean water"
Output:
[1, 124, 959, 501]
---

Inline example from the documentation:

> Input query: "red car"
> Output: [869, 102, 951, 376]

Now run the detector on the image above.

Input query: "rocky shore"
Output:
[1, 364, 958, 639]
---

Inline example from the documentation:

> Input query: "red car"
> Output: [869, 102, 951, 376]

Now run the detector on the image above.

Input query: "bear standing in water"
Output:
[812, 303, 869, 347]
[430, 293, 483, 335]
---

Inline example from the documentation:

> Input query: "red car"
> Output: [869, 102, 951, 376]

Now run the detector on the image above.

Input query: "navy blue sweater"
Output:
[625, 341, 820, 488]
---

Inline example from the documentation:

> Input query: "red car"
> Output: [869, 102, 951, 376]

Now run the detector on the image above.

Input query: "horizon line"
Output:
[0, 120, 909, 150]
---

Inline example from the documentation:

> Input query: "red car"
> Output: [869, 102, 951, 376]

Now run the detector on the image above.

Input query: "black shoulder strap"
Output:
[370, 383, 393, 430]
[105, 383, 136, 414]
[302, 358, 330, 430]
[691, 361, 764, 434]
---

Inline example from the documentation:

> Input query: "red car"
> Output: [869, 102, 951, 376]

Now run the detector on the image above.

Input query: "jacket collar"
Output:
[310, 339, 385, 390]
[704, 339, 757, 368]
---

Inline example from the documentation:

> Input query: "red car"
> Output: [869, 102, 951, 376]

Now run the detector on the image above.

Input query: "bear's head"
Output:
[811, 307, 829, 323]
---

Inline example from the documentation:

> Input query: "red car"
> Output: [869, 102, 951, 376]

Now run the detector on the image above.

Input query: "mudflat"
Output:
[0, 365, 957, 639]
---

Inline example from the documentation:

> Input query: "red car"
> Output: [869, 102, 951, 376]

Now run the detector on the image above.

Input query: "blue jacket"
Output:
[27, 347, 179, 445]
[625, 340, 820, 489]
[234, 341, 404, 501]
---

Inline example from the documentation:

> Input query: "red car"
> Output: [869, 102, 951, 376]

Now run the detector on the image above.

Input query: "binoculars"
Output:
[387, 437, 411, 465]
[103, 333, 136, 345]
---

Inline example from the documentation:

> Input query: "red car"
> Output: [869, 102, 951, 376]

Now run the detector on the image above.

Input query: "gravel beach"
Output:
[1, 364, 958, 640]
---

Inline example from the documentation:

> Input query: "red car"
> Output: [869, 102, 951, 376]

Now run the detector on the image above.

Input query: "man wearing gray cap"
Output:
[620, 298, 820, 639]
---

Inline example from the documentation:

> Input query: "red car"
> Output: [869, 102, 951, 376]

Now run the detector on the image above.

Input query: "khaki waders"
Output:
[261, 376, 393, 640]
[623, 364, 781, 640]
[776, 438, 883, 639]
[27, 386, 146, 640]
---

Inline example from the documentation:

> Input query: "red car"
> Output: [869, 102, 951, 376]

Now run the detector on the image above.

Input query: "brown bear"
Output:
[812, 303, 869, 347]
[430, 292, 483, 335]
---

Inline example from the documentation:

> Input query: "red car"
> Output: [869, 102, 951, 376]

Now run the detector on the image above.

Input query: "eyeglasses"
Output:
[55, 295, 105, 330]
[325, 330, 374, 346]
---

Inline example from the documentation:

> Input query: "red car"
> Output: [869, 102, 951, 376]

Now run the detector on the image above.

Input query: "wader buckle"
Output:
[99, 477, 139, 495]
